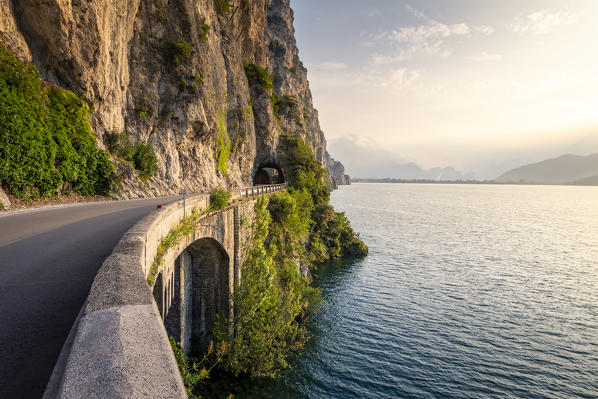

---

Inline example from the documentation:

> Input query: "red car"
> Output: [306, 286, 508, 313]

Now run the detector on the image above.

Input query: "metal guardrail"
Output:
[240, 183, 288, 198]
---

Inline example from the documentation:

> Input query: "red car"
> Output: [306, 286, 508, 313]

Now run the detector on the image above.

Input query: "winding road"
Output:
[0, 197, 178, 399]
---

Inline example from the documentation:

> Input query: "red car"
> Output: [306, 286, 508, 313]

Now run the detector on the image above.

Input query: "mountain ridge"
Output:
[495, 153, 598, 184]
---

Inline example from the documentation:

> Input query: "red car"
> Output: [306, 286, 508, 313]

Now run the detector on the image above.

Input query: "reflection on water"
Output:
[212, 184, 598, 398]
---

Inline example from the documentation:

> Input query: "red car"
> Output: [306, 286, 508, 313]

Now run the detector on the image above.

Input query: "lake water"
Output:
[238, 183, 598, 398]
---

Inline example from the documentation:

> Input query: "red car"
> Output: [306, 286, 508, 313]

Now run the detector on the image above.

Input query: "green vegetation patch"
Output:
[0, 45, 114, 199]
[165, 37, 193, 67]
[106, 131, 158, 182]
[214, 195, 321, 378]
[282, 134, 368, 263]
[277, 94, 297, 109]
[199, 17, 210, 41]
[170, 337, 226, 396]
[210, 187, 231, 210]
[135, 103, 152, 120]
[243, 60, 273, 91]
[270, 92, 280, 118]
[214, 0, 232, 16]
[215, 106, 231, 175]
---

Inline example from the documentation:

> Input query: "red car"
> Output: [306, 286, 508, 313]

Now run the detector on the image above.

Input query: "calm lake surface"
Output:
[239, 183, 598, 398]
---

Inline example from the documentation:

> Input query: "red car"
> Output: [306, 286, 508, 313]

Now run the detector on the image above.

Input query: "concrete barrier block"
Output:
[85, 253, 154, 314]
[59, 304, 186, 399]
[117, 233, 146, 259]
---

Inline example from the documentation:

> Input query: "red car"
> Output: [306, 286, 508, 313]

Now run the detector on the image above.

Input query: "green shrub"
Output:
[170, 337, 203, 396]
[271, 93, 298, 119]
[214, 0, 232, 15]
[243, 60, 273, 91]
[135, 103, 152, 119]
[199, 17, 210, 41]
[106, 131, 134, 159]
[210, 187, 231, 210]
[165, 37, 193, 67]
[267, 191, 296, 225]
[105, 131, 157, 182]
[0, 45, 114, 199]
[270, 92, 279, 117]
[278, 94, 297, 108]
[133, 143, 158, 181]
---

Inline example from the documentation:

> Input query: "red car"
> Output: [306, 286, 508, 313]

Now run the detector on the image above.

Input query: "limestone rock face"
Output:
[326, 154, 351, 187]
[0, 0, 31, 62]
[0, 0, 349, 197]
[0, 186, 10, 209]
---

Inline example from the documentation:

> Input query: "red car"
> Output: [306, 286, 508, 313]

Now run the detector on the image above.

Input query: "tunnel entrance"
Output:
[253, 165, 285, 185]
[153, 237, 230, 355]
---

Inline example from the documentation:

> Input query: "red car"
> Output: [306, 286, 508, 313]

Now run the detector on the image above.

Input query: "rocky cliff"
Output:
[327, 155, 350, 187]
[0, 0, 348, 198]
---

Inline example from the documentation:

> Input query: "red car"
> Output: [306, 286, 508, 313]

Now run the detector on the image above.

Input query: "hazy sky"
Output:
[290, 0, 598, 178]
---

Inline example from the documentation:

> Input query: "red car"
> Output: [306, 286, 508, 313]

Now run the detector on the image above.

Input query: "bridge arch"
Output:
[153, 237, 230, 355]
[253, 162, 285, 185]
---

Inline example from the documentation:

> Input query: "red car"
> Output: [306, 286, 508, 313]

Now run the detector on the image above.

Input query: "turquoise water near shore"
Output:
[230, 183, 598, 398]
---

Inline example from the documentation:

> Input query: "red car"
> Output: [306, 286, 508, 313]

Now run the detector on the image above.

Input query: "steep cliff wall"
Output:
[0, 0, 348, 198]
[327, 155, 351, 187]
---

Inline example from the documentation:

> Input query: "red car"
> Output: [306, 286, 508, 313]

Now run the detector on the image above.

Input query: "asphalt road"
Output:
[0, 197, 178, 399]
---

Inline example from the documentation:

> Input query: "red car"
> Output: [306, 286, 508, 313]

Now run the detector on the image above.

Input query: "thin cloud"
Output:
[313, 61, 348, 71]
[468, 52, 503, 62]
[378, 68, 421, 91]
[377, 21, 472, 44]
[372, 15, 494, 63]
[358, 40, 377, 48]
[371, 42, 451, 65]
[405, 4, 426, 20]
[511, 9, 579, 36]
[308, 66, 421, 93]
[474, 25, 495, 35]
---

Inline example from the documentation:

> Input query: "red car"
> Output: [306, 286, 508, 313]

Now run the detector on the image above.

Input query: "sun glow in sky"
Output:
[290, 0, 598, 178]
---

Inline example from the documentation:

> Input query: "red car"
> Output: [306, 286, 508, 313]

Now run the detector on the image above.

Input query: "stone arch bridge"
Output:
[49, 184, 287, 398]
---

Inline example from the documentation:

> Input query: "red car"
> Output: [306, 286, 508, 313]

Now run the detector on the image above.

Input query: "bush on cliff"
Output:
[243, 60, 273, 91]
[0, 45, 114, 198]
[281, 134, 368, 264]
[210, 187, 231, 210]
[105, 131, 158, 182]
[165, 37, 193, 67]
[214, 0, 232, 16]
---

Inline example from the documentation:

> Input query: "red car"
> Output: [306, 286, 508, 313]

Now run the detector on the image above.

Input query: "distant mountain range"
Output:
[495, 153, 598, 184]
[352, 163, 475, 181]
[326, 136, 475, 180]
[327, 131, 598, 182]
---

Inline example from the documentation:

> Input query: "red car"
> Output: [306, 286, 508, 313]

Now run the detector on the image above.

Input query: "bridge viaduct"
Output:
[44, 183, 287, 398]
